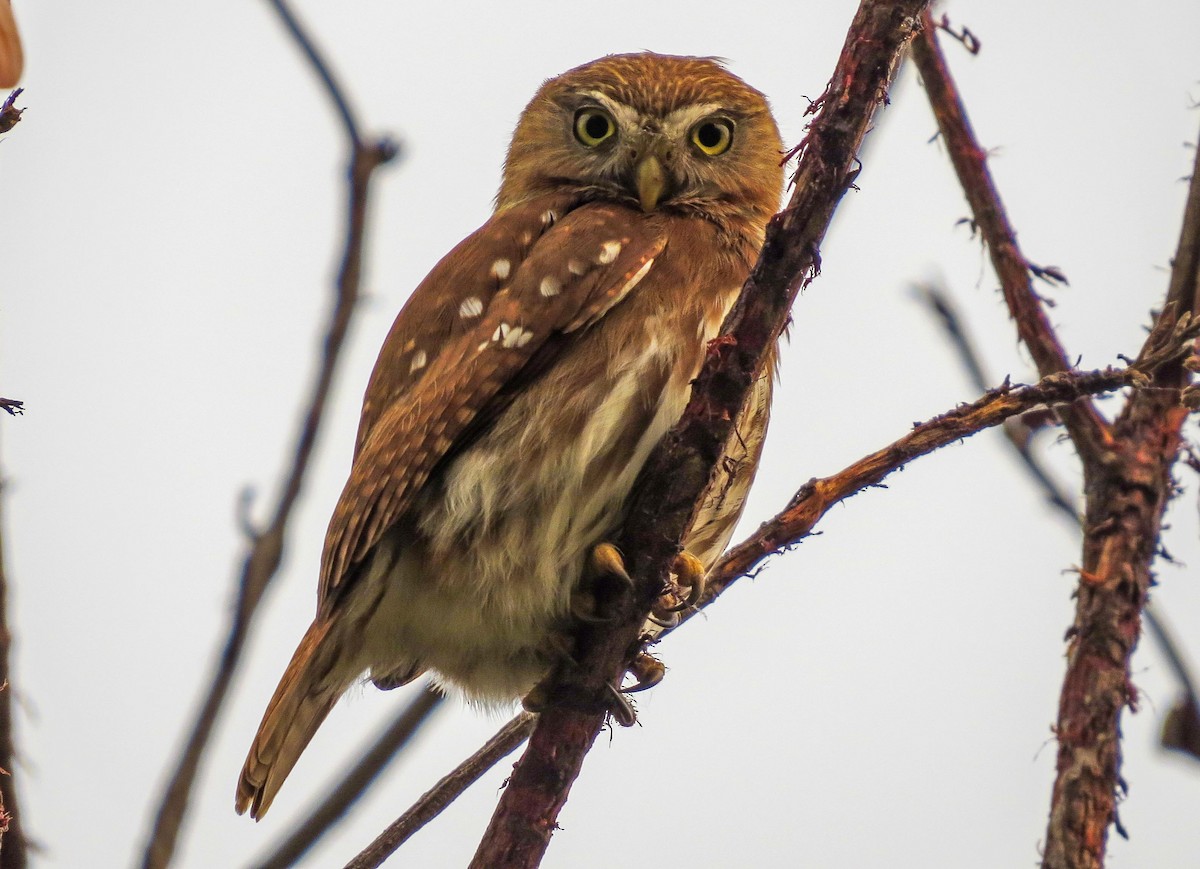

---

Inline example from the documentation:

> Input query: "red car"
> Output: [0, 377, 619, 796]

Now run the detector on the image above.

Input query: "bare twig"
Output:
[344, 713, 536, 869]
[253, 687, 444, 869]
[910, 13, 1111, 463]
[0, 402, 20, 418]
[137, 4, 396, 867]
[0, 446, 26, 867]
[461, 5, 930, 867]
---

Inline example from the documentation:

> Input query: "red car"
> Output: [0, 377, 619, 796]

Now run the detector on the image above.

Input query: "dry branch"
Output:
[458, 4, 930, 867]
[914, 14, 1200, 865]
[137, 3, 396, 866]
[910, 14, 1111, 462]
[344, 714, 536, 869]
[1041, 126, 1200, 868]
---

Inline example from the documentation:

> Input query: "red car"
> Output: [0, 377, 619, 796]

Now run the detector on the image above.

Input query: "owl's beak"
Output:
[635, 153, 668, 212]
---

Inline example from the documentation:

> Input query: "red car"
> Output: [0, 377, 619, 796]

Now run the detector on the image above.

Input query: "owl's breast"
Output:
[365, 228, 750, 699]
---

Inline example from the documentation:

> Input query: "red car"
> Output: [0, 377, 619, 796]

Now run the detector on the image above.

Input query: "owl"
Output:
[236, 52, 784, 819]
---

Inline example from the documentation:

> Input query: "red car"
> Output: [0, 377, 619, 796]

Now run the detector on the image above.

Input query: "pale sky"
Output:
[3, 1, 1200, 867]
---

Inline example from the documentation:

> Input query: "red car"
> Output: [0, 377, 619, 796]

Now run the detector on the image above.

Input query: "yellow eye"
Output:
[574, 109, 615, 147]
[691, 119, 734, 156]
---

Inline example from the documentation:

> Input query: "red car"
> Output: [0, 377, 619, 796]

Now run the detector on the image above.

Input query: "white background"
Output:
[3, 1, 1200, 866]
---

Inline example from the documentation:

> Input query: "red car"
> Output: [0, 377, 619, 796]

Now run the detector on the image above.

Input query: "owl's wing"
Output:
[319, 196, 667, 612]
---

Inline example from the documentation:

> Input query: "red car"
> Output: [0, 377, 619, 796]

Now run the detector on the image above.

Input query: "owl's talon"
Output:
[653, 549, 707, 614]
[591, 542, 633, 590]
[606, 684, 638, 727]
[570, 591, 615, 624]
[623, 652, 665, 694]
[646, 609, 679, 629]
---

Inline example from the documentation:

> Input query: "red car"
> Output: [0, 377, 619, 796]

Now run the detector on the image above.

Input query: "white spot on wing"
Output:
[539, 276, 561, 298]
[459, 296, 484, 318]
[597, 240, 622, 264]
[492, 322, 533, 348]
[540, 210, 557, 226]
[409, 349, 427, 372]
[568, 259, 588, 276]
[491, 259, 511, 280]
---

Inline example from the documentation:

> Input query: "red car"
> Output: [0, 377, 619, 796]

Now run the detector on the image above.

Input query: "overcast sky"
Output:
[3, 1, 1200, 867]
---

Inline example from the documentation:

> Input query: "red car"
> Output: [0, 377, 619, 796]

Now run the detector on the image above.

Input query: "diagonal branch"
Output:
[459, 5, 930, 867]
[344, 714, 537, 869]
[910, 13, 1111, 464]
[137, 3, 397, 867]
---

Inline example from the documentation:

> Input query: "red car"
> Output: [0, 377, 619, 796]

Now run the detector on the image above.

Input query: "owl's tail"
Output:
[235, 618, 354, 820]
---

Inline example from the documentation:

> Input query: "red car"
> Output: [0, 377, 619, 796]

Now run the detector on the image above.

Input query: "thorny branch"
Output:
[910, 13, 1111, 464]
[913, 12, 1200, 868]
[138, 2, 396, 867]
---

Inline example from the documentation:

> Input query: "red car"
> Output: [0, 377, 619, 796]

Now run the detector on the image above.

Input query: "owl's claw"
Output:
[606, 684, 638, 727]
[623, 652, 665, 694]
[651, 549, 706, 617]
[591, 542, 633, 591]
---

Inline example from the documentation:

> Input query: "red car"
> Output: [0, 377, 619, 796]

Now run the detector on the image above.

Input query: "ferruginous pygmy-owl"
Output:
[236, 52, 783, 819]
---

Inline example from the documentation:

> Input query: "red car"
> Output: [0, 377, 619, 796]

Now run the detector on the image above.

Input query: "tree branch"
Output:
[463, 4, 931, 867]
[137, 3, 396, 866]
[1041, 118, 1200, 869]
[910, 12, 1112, 464]
[344, 714, 537, 869]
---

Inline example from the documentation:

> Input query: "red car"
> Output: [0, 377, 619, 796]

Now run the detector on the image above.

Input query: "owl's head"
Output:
[498, 53, 783, 231]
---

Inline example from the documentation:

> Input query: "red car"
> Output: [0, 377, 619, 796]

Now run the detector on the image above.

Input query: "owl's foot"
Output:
[650, 550, 706, 624]
[570, 542, 634, 623]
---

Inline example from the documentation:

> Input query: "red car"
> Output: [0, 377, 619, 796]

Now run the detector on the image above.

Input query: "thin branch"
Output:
[0, 447, 26, 867]
[137, 7, 397, 867]
[344, 714, 537, 869]
[688, 365, 1150, 613]
[0, 402, 20, 418]
[252, 687, 444, 869]
[264, 1, 362, 149]
[910, 13, 1111, 464]
[462, 5, 930, 867]
[1041, 117, 1200, 869]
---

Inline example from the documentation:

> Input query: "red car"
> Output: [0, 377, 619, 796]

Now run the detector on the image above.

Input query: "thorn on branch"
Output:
[1027, 261, 1069, 286]
[935, 15, 982, 55]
